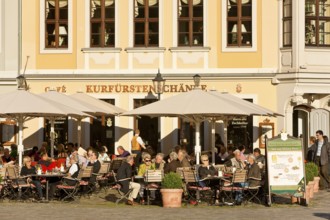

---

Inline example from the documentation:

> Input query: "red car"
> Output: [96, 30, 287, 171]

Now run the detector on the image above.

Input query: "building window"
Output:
[283, 0, 292, 47]
[227, 0, 252, 47]
[305, 0, 330, 46]
[134, 0, 159, 47]
[45, 0, 68, 48]
[90, 0, 115, 47]
[178, 0, 203, 46]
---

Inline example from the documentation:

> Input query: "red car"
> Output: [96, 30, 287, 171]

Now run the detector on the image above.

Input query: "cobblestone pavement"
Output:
[0, 189, 329, 220]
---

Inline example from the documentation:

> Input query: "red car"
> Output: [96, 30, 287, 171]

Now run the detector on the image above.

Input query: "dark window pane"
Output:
[228, 21, 237, 33]
[149, 34, 158, 45]
[91, 34, 101, 46]
[134, 34, 145, 45]
[149, 4, 159, 18]
[105, 1, 115, 18]
[242, 5, 252, 17]
[46, 23, 56, 47]
[135, 22, 145, 33]
[179, 5, 189, 17]
[135, 5, 145, 18]
[149, 22, 158, 34]
[193, 6, 203, 18]
[193, 21, 203, 32]
[193, 33, 203, 45]
[178, 33, 189, 45]
[91, 22, 101, 34]
[228, 5, 237, 17]
[179, 21, 189, 33]
[47, 8, 56, 19]
[242, 33, 251, 45]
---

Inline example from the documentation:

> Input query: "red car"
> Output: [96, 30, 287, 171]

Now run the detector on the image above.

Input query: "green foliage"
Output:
[0, 174, 2, 183]
[305, 162, 319, 183]
[161, 172, 183, 189]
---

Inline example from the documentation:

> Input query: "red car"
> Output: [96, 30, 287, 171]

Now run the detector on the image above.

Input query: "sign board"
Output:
[266, 134, 306, 205]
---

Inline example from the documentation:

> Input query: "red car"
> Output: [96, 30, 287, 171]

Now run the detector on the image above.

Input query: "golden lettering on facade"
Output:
[44, 84, 207, 94]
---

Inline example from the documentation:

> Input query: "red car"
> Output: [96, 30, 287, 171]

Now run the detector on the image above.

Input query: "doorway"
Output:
[134, 99, 158, 154]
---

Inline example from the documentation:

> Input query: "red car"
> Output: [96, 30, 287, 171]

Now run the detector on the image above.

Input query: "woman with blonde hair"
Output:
[20, 156, 44, 201]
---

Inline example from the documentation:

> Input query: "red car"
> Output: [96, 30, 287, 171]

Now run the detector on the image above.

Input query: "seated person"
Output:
[218, 145, 229, 164]
[38, 152, 59, 200]
[20, 156, 44, 201]
[253, 148, 265, 170]
[246, 154, 261, 187]
[137, 153, 156, 201]
[153, 153, 165, 171]
[198, 154, 217, 187]
[116, 146, 130, 158]
[87, 150, 101, 185]
[28, 146, 40, 162]
[225, 149, 245, 170]
[38, 152, 57, 172]
[178, 149, 191, 168]
[137, 153, 155, 176]
[234, 154, 261, 205]
[63, 154, 80, 186]
[56, 143, 68, 159]
[1, 148, 14, 164]
[98, 146, 111, 163]
[164, 152, 180, 174]
[116, 155, 141, 206]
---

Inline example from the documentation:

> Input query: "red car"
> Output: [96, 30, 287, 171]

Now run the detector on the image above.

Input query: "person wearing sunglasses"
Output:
[137, 153, 155, 177]
[198, 154, 217, 181]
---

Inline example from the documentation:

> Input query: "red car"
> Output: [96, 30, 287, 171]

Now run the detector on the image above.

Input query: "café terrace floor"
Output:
[0, 187, 329, 220]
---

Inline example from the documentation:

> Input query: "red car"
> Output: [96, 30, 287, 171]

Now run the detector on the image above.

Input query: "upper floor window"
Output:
[134, 0, 159, 47]
[283, 0, 292, 47]
[227, 0, 252, 47]
[45, 0, 68, 48]
[90, 0, 115, 47]
[305, 0, 330, 46]
[178, 0, 203, 46]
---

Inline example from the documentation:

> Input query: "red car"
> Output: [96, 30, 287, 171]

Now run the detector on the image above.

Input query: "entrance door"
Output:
[310, 109, 330, 137]
[134, 99, 158, 155]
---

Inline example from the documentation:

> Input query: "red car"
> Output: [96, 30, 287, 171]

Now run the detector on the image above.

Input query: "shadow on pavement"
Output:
[313, 213, 330, 220]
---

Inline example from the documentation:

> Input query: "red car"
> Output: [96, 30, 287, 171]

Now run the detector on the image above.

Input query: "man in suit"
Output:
[117, 155, 141, 205]
[312, 130, 330, 190]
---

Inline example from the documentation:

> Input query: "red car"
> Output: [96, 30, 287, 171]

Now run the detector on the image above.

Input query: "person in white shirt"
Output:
[98, 146, 111, 163]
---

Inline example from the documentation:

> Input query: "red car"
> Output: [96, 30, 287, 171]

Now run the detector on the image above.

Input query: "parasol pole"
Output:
[195, 121, 201, 165]
[18, 115, 24, 169]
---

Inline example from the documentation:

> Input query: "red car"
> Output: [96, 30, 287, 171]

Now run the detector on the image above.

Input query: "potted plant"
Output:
[305, 162, 318, 198]
[160, 172, 183, 208]
[305, 162, 320, 192]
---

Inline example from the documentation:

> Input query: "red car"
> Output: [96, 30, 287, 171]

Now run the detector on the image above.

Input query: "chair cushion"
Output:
[57, 185, 75, 190]
[79, 180, 89, 186]
[147, 183, 160, 189]
[188, 186, 211, 191]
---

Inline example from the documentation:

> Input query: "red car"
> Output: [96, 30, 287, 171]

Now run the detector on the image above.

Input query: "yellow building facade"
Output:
[19, 0, 280, 155]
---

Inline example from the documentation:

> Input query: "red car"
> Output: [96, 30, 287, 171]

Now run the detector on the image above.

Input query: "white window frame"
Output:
[221, 0, 257, 52]
[39, 0, 73, 54]
[0, 1, 2, 54]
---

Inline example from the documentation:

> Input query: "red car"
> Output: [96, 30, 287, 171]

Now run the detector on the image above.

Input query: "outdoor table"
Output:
[31, 173, 65, 201]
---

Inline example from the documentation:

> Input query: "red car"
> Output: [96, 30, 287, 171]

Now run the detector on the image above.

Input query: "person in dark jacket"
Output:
[21, 156, 44, 201]
[164, 152, 181, 174]
[116, 155, 141, 205]
[87, 150, 101, 184]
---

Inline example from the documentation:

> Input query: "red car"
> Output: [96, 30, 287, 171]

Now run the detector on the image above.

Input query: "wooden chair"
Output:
[78, 166, 93, 196]
[109, 158, 125, 174]
[6, 166, 33, 201]
[144, 169, 163, 205]
[220, 169, 248, 205]
[110, 170, 134, 205]
[182, 169, 213, 205]
[57, 167, 84, 202]
[96, 163, 111, 193]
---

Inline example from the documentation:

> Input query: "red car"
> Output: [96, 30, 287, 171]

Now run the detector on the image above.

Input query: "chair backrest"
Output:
[81, 166, 93, 178]
[232, 169, 247, 183]
[214, 164, 225, 171]
[0, 167, 7, 182]
[6, 166, 18, 180]
[145, 170, 163, 183]
[110, 158, 124, 173]
[176, 167, 191, 179]
[182, 169, 197, 184]
[98, 163, 110, 175]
